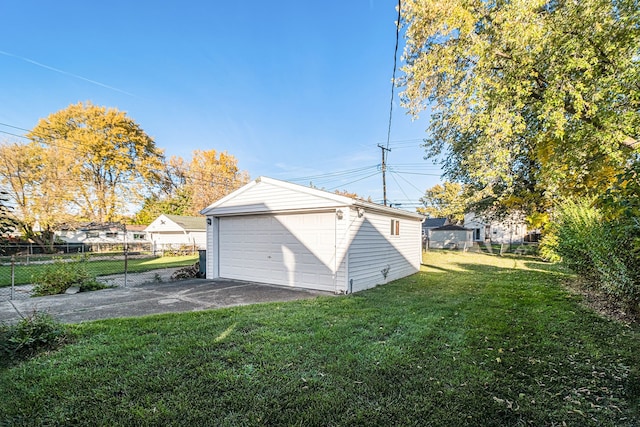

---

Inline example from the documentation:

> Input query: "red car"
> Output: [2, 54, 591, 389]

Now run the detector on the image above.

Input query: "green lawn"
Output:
[1, 252, 638, 426]
[0, 255, 198, 287]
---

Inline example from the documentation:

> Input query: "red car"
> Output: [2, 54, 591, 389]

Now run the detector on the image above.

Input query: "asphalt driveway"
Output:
[0, 279, 331, 324]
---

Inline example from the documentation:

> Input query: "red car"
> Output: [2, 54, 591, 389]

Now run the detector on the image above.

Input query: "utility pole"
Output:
[378, 144, 391, 206]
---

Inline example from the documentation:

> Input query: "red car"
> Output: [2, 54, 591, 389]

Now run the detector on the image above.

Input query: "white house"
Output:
[464, 212, 527, 244]
[144, 214, 207, 252]
[200, 176, 424, 293]
[56, 224, 148, 244]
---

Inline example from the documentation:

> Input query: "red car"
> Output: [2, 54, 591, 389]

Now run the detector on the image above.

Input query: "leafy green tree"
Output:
[133, 189, 191, 225]
[418, 182, 467, 223]
[400, 0, 640, 214]
[27, 102, 165, 223]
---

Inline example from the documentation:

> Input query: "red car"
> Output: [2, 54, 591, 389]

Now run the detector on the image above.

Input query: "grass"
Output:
[0, 252, 638, 426]
[0, 255, 198, 287]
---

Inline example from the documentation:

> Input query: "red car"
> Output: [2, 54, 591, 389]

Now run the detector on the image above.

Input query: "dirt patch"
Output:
[565, 278, 639, 326]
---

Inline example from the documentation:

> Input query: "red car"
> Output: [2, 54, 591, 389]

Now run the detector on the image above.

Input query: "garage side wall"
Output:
[347, 210, 421, 293]
[205, 217, 219, 279]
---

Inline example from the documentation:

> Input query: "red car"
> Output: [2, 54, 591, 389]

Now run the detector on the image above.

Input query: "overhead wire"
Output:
[0, 122, 410, 192]
[0, 121, 241, 187]
[1, 120, 437, 206]
[391, 169, 427, 194]
[327, 171, 381, 191]
[385, 0, 402, 152]
[389, 172, 413, 206]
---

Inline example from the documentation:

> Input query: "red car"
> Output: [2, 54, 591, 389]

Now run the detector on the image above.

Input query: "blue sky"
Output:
[0, 0, 443, 209]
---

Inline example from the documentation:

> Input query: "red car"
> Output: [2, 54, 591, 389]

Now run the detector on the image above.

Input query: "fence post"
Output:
[10, 255, 15, 300]
[124, 245, 128, 288]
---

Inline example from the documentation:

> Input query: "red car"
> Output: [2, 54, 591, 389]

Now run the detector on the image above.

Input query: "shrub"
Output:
[539, 232, 561, 263]
[0, 310, 67, 365]
[31, 257, 107, 296]
[548, 198, 639, 312]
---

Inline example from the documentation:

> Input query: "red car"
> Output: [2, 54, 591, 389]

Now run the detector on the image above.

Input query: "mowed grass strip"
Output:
[0, 255, 198, 287]
[0, 252, 638, 426]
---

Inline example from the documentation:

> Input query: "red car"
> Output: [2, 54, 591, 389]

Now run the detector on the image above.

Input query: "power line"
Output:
[327, 171, 381, 191]
[389, 171, 413, 205]
[0, 121, 244, 188]
[391, 170, 426, 194]
[287, 165, 378, 182]
[385, 0, 402, 152]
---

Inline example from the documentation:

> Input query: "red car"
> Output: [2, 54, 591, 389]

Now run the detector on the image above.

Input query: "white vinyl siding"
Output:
[463, 212, 527, 244]
[148, 231, 206, 250]
[347, 211, 421, 293]
[203, 177, 424, 293]
[207, 180, 346, 216]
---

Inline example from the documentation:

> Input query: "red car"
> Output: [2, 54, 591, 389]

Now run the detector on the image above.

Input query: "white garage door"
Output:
[219, 213, 337, 292]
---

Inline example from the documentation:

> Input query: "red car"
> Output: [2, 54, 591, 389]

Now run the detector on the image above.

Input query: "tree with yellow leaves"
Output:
[184, 149, 249, 215]
[400, 0, 640, 216]
[27, 102, 165, 223]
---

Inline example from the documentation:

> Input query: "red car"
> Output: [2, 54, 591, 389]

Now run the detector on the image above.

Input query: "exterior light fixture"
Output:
[357, 208, 365, 218]
[336, 209, 344, 220]
[206, 218, 212, 226]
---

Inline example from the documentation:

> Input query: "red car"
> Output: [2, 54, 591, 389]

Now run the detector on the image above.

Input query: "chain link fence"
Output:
[423, 240, 539, 255]
[0, 243, 202, 302]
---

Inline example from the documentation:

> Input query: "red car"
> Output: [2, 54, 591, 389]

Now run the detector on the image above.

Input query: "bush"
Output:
[547, 198, 640, 312]
[31, 257, 107, 296]
[539, 232, 561, 263]
[0, 310, 67, 365]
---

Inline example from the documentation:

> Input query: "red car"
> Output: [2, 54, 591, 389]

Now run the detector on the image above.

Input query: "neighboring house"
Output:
[144, 214, 207, 252]
[464, 212, 527, 244]
[421, 217, 449, 249]
[428, 224, 473, 250]
[200, 176, 424, 294]
[56, 223, 149, 244]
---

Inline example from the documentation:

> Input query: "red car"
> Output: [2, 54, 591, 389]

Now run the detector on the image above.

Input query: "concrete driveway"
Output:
[0, 279, 331, 324]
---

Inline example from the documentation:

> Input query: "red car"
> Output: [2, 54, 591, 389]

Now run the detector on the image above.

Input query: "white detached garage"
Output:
[200, 177, 424, 293]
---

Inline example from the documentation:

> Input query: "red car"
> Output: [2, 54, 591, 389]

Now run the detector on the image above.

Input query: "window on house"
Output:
[133, 233, 145, 240]
[105, 232, 118, 238]
[474, 228, 481, 240]
[391, 219, 400, 236]
[86, 231, 99, 238]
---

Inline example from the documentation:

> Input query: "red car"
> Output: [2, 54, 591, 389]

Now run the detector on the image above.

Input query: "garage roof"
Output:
[201, 176, 424, 220]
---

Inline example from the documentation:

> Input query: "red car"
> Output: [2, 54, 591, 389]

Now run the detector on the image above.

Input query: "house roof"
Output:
[422, 217, 449, 229]
[201, 176, 424, 220]
[144, 214, 206, 232]
[162, 215, 206, 231]
[433, 224, 472, 231]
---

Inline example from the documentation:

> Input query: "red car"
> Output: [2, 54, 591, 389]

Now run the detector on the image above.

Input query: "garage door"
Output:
[219, 213, 337, 292]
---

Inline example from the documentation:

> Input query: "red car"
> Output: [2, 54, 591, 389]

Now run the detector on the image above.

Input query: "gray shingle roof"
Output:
[422, 217, 449, 229]
[164, 214, 206, 231]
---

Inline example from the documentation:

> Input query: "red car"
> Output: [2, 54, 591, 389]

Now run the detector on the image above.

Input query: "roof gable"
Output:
[201, 177, 424, 220]
[201, 177, 354, 216]
[145, 214, 206, 232]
